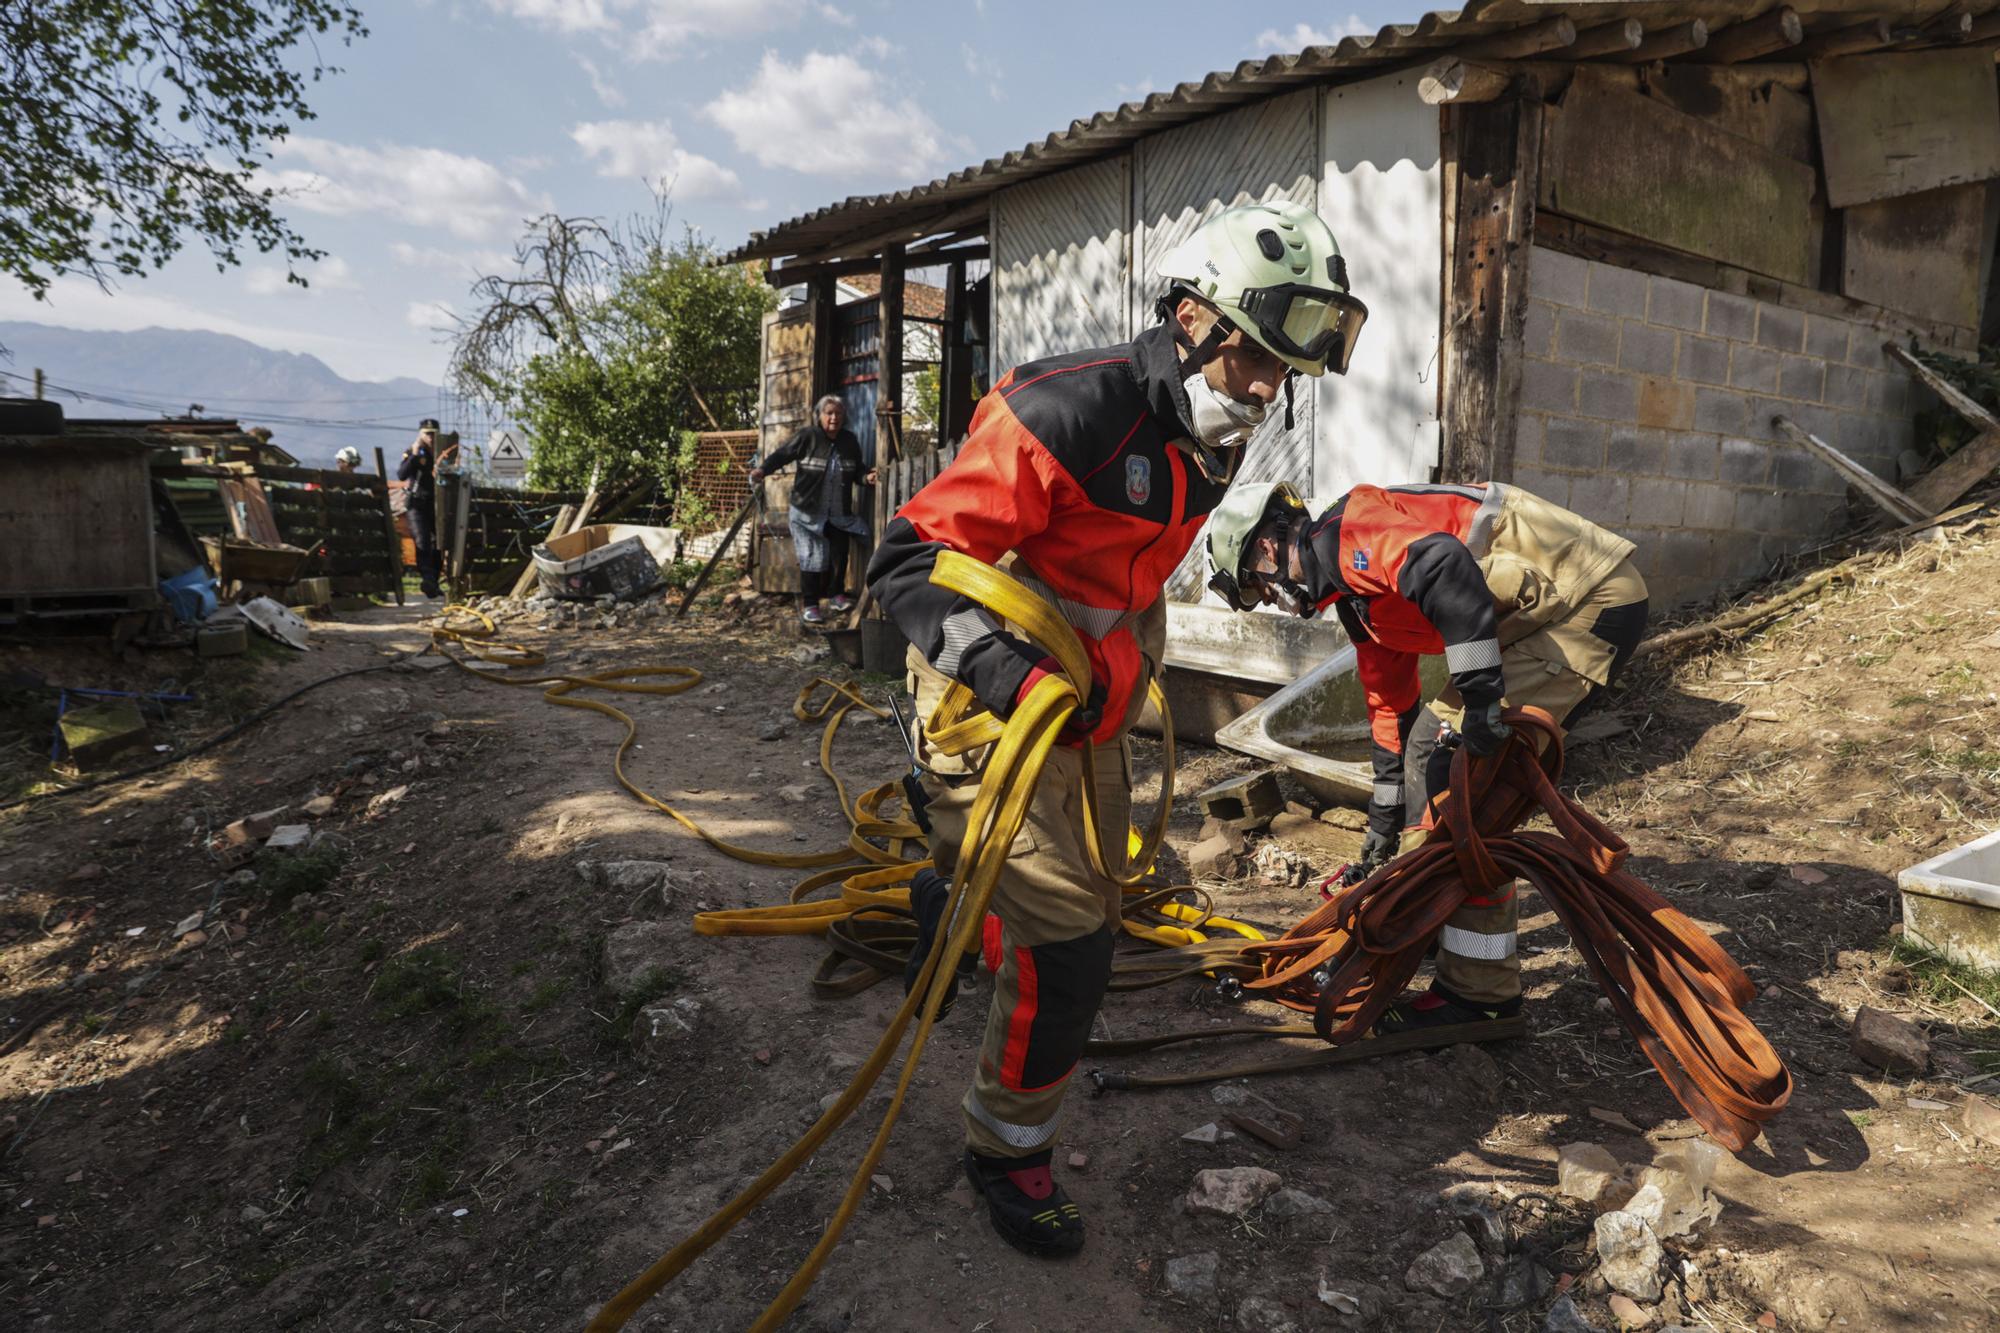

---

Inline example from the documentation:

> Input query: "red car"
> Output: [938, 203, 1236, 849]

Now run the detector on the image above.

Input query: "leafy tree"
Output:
[451, 203, 773, 495]
[0, 1, 368, 301]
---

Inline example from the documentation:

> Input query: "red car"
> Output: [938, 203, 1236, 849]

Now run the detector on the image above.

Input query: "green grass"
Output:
[260, 843, 346, 909]
[523, 976, 573, 1013]
[1934, 660, 1980, 687]
[1891, 937, 2000, 1020]
[1851, 651, 1893, 668]
[1891, 693, 1929, 709]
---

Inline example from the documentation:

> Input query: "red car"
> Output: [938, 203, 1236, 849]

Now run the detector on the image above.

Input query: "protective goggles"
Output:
[1236, 284, 1370, 375]
[1207, 566, 1269, 613]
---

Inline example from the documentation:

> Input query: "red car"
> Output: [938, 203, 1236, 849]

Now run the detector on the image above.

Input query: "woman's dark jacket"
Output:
[759, 426, 865, 519]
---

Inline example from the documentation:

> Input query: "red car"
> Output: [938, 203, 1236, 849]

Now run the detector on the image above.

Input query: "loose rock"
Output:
[1849, 1005, 1928, 1075]
[577, 859, 682, 907]
[1164, 1250, 1220, 1302]
[1234, 1294, 1299, 1333]
[600, 921, 678, 999]
[1607, 1293, 1654, 1327]
[1188, 835, 1243, 881]
[630, 996, 703, 1066]
[1594, 1210, 1664, 1301]
[1181, 1122, 1222, 1145]
[757, 718, 790, 742]
[1196, 817, 1248, 854]
[1542, 1295, 1601, 1333]
[1404, 1232, 1483, 1297]
[301, 795, 336, 818]
[1498, 1255, 1554, 1306]
[1315, 1276, 1384, 1322]
[1438, 1181, 1507, 1254]
[1184, 1165, 1281, 1218]
[1963, 1094, 2000, 1148]
[264, 824, 312, 854]
[1262, 1187, 1333, 1220]
[1557, 1142, 1636, 1213]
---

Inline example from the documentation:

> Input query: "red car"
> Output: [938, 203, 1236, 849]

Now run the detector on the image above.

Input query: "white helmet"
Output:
[335, 446, 362, 468]
[1155, 201, 1367, 377]
[1206, 480, 1310, 613]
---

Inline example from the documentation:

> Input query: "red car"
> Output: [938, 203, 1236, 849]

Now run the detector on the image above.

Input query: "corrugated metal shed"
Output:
[725, 0, 1979, 266]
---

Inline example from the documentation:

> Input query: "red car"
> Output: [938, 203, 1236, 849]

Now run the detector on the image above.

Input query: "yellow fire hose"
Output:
[427, 556, 1263, 1330]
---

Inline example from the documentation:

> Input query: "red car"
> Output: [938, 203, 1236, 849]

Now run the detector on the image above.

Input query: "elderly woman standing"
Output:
[751, 394, 877, 625]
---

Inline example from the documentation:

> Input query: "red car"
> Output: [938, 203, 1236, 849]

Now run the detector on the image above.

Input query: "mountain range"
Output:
[0, 321, 441, 467]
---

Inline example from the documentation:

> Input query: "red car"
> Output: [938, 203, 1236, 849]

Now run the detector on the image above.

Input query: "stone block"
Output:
[57, 700, 150, 768]
[1189, 834, 1245, 881]
[1963, 1094, 2000, 1148]
[1770, 449, 1834, 494]
[1594, 1211, 1665, 1301]
[1607, 426, 1669, 476]
[1825, 367, 1872, 411]
[1619, 322, 1677, 376]
[1569, 473, 1629, 525]
[1522, 358, 1579, 413]
[265, 824, 312, 854]
[1656, 528, 1716, 578]
[602, 921, 679, 1000]
[1541, 416, 1607, 470]
[1848, 335, 1891, 371]
[1165, 1251, 1221, 1302]
[1586, 261, 1650, 317]
[1531, 246, 1589, 307]
[1779, 355, 1826, 403]
[1704, 291, 1756, 341]
[1627, 478, 1688, 527]
[1693, 388, 1750, 435]
[1728, 343, 1779, 393]
[1523, 299, 1557, 358]
[1198, 771, 1283, 827]
[1679, 334, 1728, 385]
[1804, 315, 1850, 362]
[1509, 466, 1571, 505]
[1755, 303, 1805, 352]
[222, 806, 291, 847]
[1718, 436, 1770, 486]
[1659, 433, 1720, 480]
[1833, 412, 1895, 461]
[1867, 371, 1907, 416]
[1636, 377, 1694, 430]
[1780, 491, 1838, 535]
[1556, 310, 1620, 366]
[1647, 274, 1706, 331]
[1682, 482, 1737, 529]
[1850, 1005, 1928, 1075]
[1579, 369, 1640, 421]
[1557, 1142, 1634, 1210]
[1185, 1166, 1282, 1218]
[1516, 413, 1546, 463]
[1405, 1232, 1485, 1297]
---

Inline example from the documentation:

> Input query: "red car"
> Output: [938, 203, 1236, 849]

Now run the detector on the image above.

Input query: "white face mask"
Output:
[1180, 371, 1267, 482]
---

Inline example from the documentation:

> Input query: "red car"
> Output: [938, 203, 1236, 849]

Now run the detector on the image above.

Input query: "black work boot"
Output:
[902, 869, 974, 1018]
[1373, 979, 1524, 1039]
[963, 1149, 1085, 1258]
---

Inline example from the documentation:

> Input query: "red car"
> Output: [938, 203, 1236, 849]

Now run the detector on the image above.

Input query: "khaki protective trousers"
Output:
[1410, 558, 1650, 1005]
[921, 741, 1132, 1159]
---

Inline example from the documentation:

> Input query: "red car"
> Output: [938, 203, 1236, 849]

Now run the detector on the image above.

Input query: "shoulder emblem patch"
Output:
[1351, 547, 1370, 571]
[1124, 454, 1152, 505]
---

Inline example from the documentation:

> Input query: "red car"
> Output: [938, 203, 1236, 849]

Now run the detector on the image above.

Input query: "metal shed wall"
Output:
[990, 155, 1132, 372]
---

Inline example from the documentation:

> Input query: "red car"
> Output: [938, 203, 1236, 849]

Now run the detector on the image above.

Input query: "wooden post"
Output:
[1800, 17, 1894, 60]
[373, 446, 404, 605]
[1419, 58, 1518, 106]
[941, 257, 972, 440]
[878, 242, 905, 469]
[1613, 20, 1708, 63]
[1440, 97, 1543, 484]
[1566, 18, 1643, 59]
[32, 368, 44, 400]
[444, 473, 471, 601]
[1461, 16, 1575, 59]
[809, 273, 837, 403]
[1703, 6, 1802, 64]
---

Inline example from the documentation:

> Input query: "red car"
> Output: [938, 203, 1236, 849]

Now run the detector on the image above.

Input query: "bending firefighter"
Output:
[1207, 479, 1648, 1038]
[868, 202, 1365, 1258]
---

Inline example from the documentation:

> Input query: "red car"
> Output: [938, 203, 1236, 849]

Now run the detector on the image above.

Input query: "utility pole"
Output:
[32, 368, 44, 400]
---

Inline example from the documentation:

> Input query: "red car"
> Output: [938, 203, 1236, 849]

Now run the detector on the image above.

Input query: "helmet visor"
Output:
[1237, 284, 1370, 375]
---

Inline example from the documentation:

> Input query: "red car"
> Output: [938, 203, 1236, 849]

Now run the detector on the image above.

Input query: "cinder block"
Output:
[1679, 335, 1729, 385]
[1867, 371, 1906, 416]
[1509, 466, 1572, 506]
[1745, 398, 1793, 442]
[1557, 310, 1621, 366]
[1568, 473, 1630, 524]
[1627, 477, 1688, 526]
[1705, 292, 1757, 341]
[1779, 355, 1826, 403]
[1824, 367, 1871, 411]
[1705, 531, 1765, 581]
[1682, 482, 1737, 529]
[1694, 388, 1750, 435]
[1541, 415, 1608, 469]
[1656, 528, 1716, 579]
[1523, 300, 1557, 359]
[1636, 377, 1695, 430]
[1733, 489, 1788, 531]
[1770, 448, 1833, 493]
[1515, 412, 1546, 464]
[1530, 247, 1590, 308]
[1834, 411, 1895, 460]
[1847, 333, 1891, 371]
[1729, 343, 1780, 393]
[1579, 369, 1641, 421]
[1647, 275, 1706, 331]
[1718, 436, 1771, 486]
[1804, 315, 1850, 363]
[1607, 426, 1670, 475]
[1586, 261, 1650, 317]
[1619, 322, 1677, 376]
[1660, 432, 1721, 480]
[1755, 304, 1805, 353]
[1522, 358, 1579, 413]
[1780, 491, 1840, 534]
[1779, 401, 1840, 443]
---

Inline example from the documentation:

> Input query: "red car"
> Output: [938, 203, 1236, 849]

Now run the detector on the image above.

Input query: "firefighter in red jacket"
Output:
[1207, 479, 1649, 1037]
[869, 202, 1366, 1257]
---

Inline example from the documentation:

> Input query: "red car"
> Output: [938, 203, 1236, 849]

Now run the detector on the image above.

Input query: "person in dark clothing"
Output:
[751, 395, 877, 625]
[398, 417, 443, 599]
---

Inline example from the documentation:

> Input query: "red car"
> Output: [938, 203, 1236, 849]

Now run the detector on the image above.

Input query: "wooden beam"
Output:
[1701, 7, 1803, 64]
[1613, 20, 1708, 63]
[373, 446, 403, 605]
[1441, 97, 1542, 484]
[1568, 18, 1644, 59]
[767, 244, 988, 289]
[877, 241, 905, 470]
[1773, 416, 1928, 524]
[1419, 57, 1518, 105]
[1886, 344, 2000, 432]
[1914, 10, 1976, 44]
[1412, 59, 1808, 107]
[1800, 16, 1894, 60]
[1970, 12, 2000, 43]
[1460, 16, 1576, 60]
[788, 200, 991, 267]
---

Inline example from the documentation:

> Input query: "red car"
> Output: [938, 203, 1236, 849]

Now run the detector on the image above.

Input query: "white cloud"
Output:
[574, 53, 625, 107]
[263, 136, 551, 240]
[484, 0, 613, 34]
[961, 43, 1002, 102]
[406, 300, 460, 332]
[1254, 17, 1372, 52]
[706, 51, 944, 180]
[569, 118, 744, 200]
[389, 242, 516, 276]
[243, 255, 355, 296]
[852, 35, 895, 60]
[488, 0, 848, 59]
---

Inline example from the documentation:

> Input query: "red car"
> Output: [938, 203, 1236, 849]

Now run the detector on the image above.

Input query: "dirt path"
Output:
[2, 533, 1998, 1332]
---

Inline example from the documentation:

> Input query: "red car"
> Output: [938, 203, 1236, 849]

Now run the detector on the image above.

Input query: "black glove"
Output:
[1460, 700, 1513, 756]
[1341, 827, 1398, 885]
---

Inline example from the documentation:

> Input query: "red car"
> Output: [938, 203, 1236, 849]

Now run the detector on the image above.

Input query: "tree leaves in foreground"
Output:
[0, 1, 367, 300]
[450, 202, 774, 499]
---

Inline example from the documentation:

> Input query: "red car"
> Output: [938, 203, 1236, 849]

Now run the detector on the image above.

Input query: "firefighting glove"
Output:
[1016, 656, 1106, 742]
[1460, 700, 1513, 757]
[1341, 827, 1398, 886]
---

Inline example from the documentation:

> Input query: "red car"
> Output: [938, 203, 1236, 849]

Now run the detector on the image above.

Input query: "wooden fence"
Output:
[155, 460, 402, 600]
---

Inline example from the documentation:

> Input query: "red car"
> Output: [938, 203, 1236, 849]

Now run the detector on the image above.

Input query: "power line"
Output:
[0, 370, 427, 434]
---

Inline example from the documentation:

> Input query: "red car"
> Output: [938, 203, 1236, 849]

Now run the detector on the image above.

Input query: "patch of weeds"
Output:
[1851, 651, 1892, 668]
[294, 1057, 396, 1180]
[475, 815, 504, 838]
[524, 976, 573, 1013]
[222, 1023, 248, 1047]
[509, 959, 535, 977]
[287, 919, 330, 949]
[539, 1177, 579, 1211]
[79, 1011, 111, 1036]
[1933, 659, 1979, 687]
[357, 937, 387, 964]
[1891, 693, 1929, 709]
[236, 1256, 287, 1290]
[261, 843, 345, 910]
[1890, 938, 2000, 1023]
[404, 1158, 455, 1210]
[374, 947, 504, 1043]
[598, 965, 677, 1050]
[1846, 1109, 1874, 1129]
[1833, 739, 1869, 759]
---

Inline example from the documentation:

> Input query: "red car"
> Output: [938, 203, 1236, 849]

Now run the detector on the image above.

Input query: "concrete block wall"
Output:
[1510, 246, 1917, 609]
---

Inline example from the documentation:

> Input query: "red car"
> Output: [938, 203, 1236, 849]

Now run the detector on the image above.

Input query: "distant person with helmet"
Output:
[868, 202, 1365, 1259]
[750, 395, 877, 625]
[334, 446, 362, 474]
[1205, 478, 1648, 1041]
[398, 418, 444, 599]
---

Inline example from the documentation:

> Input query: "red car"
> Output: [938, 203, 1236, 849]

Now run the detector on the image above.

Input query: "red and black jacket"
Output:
[1296, 483, 1509, 837]
[867, 323, 1223, 744]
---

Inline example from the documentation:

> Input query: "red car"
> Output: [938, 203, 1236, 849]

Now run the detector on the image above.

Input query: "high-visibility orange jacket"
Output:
[867, 324, 1223, 744]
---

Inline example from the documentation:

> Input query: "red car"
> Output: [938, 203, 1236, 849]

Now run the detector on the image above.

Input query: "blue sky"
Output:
[0, 2, 1402, 387]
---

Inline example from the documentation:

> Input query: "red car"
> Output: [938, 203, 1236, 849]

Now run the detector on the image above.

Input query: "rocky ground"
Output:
[2, 505, 1999, 1332]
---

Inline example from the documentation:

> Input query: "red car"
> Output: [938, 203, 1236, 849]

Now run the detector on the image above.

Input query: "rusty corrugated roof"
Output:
[726, 0, 1968, 267]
